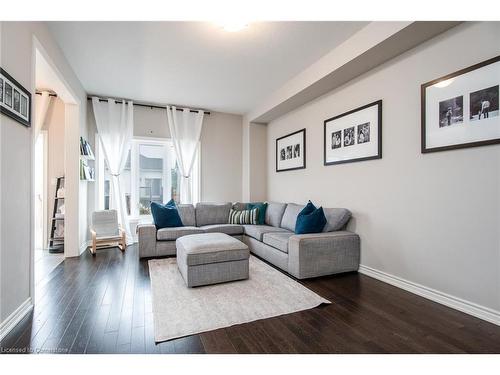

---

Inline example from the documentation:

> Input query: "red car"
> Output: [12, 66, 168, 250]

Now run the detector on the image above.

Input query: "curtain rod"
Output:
[35, 91, 58, 97]
[86, 96, 210, 115]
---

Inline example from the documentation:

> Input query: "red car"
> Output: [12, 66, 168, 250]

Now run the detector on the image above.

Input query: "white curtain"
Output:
[92, 97, 134, 244]
[166, 106, 204, 204]
[34, 91, 52, 140]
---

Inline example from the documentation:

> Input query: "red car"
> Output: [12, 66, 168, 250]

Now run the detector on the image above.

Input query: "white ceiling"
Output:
[47, 21, 367, 114]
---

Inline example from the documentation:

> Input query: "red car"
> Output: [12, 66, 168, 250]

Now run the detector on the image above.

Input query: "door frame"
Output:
[34, 129, 49, 249]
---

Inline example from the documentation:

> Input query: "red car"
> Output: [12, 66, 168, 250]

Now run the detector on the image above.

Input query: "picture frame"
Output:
[276, 128, 306, 172]
[0, 67, 32, 127]
[323, 100, 382, 166]
[421, 55, 500, 153]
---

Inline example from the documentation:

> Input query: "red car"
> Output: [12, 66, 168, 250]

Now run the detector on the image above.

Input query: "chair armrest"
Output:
[137, 224, 157, 258]
[90, 229, 97, 246]
[288, 231, 360, 279]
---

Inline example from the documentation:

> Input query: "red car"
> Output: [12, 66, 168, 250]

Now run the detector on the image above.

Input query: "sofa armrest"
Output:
[137, 224, 157, 258]
[288, 231, 360, 279]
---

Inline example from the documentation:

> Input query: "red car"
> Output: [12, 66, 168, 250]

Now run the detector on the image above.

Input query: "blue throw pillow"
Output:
[295, 201, 327, 234]
[301, 200, 316, 215]
[151, 200, 183, 229]
[247, 202, 268, 225]
[164, 199, 177, 208]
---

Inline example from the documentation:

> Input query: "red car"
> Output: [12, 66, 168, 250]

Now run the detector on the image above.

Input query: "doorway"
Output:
[32, 39, 80, 295]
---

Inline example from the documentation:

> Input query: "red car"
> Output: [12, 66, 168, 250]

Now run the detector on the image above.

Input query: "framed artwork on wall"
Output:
[323, 100, 382, 166]
[421, 55, 500, 153]
[276, 128, 306, 172]
[0, 67, 32, 127]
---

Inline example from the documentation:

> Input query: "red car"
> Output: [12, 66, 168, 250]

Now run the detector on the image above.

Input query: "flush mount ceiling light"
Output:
[214, 21, 250, 32]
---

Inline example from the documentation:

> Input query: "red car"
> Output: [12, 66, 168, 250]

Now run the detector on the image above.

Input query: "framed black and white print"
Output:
[324, 100, 382, 166]
[0, 68, 32, 127]
[421, 55, 500, 153]
[4, 82, 13, 108]
[276, 128, 306, 172]
[13, 89, 20, 112]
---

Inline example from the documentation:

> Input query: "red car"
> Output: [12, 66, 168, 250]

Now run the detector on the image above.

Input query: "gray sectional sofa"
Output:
[137, 202, 360, 279]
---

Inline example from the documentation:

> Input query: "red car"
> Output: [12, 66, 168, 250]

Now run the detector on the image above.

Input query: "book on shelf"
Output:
[80, 136, 94, 159]
[80, 159, 95, 180]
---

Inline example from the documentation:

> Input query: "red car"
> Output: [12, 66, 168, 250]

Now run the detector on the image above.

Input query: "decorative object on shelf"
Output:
[0, 68, 32, 127]
[56, 187, 65, 198]
[324, 100, 382, 166]
[54, 222, 65, 238]
[55, 203, 65, 218]
[276, 128, 306, 172]
[80, 158, 95, 180]
[421, 55, 500, 153]
[79, 136, 95, 181]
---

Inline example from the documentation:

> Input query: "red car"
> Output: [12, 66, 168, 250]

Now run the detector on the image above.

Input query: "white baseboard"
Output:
[358, 264, 500, 326]
[79, 240, 91, 255]
[0, 298, 33, 342]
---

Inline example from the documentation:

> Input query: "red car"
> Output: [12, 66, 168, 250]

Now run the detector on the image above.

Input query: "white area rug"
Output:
[148, 255, 330, 342]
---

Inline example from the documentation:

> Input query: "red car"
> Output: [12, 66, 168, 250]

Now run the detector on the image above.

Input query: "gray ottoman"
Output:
[176, 233, 250, 287]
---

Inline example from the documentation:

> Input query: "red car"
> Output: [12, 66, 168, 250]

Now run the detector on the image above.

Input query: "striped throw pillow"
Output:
[228, 208, 259, 225]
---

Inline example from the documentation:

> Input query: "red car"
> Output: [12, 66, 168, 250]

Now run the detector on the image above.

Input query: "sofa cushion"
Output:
[177, 204, 196, 227]
[243, 224, 289, 241]
[262, 232, 294, 254]
[156, 226, 204, 241]
[247, 202, 268, 225]
[265, 202, 287, 227]
[199, 224, 244, 236]
[151, 201, 183, 229]
[232, 202, 248, 211]
[295, 202, 327, 234]
[228, 208, 259, 225]
[323, 208, 352, 232]
[195, 202, 232, 226]
[280, 203, 305, 232]
[176, 233, 249, 266]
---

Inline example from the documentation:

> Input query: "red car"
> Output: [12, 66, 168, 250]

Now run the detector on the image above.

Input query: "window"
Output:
[97, 137, 200, 218]
[138, 143, 165, 215]
[103, 151, 131, 215]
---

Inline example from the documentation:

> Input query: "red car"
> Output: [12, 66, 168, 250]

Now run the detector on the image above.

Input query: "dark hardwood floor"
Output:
[2, 244, 500, 354]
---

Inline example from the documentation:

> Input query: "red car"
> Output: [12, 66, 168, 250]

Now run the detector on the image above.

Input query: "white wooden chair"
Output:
[90, 210, 126, 255]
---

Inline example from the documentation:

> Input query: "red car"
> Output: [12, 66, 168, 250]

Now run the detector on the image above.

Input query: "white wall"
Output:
[0, 21, 88, 325]
[87, 105, 243, 215]
[200, 111, 243, 202]
[248, 122, 267, 201]
[266, 22, 500, 314]
[242, 119, 268, 202]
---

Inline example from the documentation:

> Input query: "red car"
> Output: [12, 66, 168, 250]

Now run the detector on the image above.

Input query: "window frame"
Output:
[95, 134, 201, 219]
